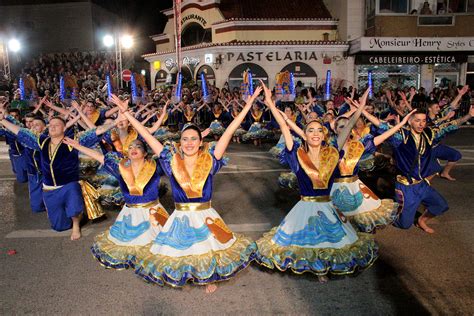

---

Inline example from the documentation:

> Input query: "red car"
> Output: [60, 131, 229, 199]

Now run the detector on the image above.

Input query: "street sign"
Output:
[122, 69, 132, 82]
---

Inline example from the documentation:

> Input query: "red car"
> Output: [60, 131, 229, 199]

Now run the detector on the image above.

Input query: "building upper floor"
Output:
[151, 0, 342, 54]
[366, 0, 474, 36]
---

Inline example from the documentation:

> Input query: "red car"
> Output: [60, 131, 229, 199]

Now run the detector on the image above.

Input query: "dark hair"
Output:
[181, 124, 202, 140]
[33, 116, 47, 125]
[25, 113, 36, 119]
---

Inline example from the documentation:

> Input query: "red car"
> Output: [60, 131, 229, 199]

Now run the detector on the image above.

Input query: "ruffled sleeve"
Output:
[281, 142, 300, 174]
[208, 141, 228, 175]
[361, 134, 376, 155]
[17, 128, 41, 151]
[158, 142, 175, 177]
[378, 121, 403, 148]
[103, 152, 121, 179]
[78, 129, 100, 147]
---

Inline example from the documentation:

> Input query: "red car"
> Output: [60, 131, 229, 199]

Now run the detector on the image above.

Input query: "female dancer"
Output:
[109, 90, 259, 292]
[209, 103, 227, 139]
[62, 137, 169, 269]
[242, 101, 272, 146]
[256, 84, 378, 283]
[329, 107, 416, 232]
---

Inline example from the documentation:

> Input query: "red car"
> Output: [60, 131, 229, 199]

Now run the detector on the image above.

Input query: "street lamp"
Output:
[2, 38, 21, 80]
[103, 33, 134, 89]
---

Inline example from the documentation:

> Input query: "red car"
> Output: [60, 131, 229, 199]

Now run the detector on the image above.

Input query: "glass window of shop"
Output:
[433, 62, 460, 88]
[228, 63, 269, 91]
[357, 65, 420, 93]
[466, 56, 474, 89]
[375, 0, 474, 14]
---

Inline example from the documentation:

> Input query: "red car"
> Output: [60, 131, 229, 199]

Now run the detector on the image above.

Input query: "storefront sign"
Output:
[358, 37, 474, 52]
[181, 14, 207, 27]
[164, 57, 201, 70]
[226, 51, 318, 63]
[355, 54, 468, 65]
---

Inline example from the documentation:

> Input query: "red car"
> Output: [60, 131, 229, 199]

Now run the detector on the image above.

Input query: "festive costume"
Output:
[91, 152, 169, 269]
[256, 143, 378, 276]
[330, 135, 398, 233]
[242, 110, 273, 142]
[135, 143, 257, 287]
[16, 128, 98, 231]
[388, 121, 460, 229]
[209, 111, 226, 136]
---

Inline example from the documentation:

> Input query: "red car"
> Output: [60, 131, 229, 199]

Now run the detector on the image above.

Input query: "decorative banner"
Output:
[174, 0, 183, 71]
[325, 70, 331, 101]
[201, 72, 211, 103]
[368, 70, 373, 99]
[131, 73, 138, 103]
[106, 75, 113, 101]
[19, 78, 25, 100]
[171, 72, 182, 104]
[59, 76, 65, 101]
[248, 71, 253, 96]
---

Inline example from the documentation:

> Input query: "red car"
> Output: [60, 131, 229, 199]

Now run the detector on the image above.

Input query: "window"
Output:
[468, 0, 474, 11]
[378, 0, 409, 13]
[181, 23, 211, 47]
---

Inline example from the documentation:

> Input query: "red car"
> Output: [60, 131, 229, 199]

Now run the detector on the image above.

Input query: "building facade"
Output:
[144, 0, 353, 90]
[345, 0, 474, 92]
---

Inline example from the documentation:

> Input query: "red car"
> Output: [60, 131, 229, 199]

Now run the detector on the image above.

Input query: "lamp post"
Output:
[103, 33, 133, 90]
[1, 38, 21, 81]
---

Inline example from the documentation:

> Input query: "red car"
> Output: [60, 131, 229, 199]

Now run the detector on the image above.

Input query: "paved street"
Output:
[1, 129, 473, 315]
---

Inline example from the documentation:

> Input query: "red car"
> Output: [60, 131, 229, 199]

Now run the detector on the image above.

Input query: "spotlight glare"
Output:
[8, 39, 21, 52]
[121, 35, 133, 49]
[103, 35, 114, 47]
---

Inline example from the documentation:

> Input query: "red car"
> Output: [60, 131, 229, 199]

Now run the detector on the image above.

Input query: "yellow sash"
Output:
[297, 146, 339, 189]
[118, 159, 156, 196]
[170, 144, 213, 198]
[251, 111, 263, 122]
[89, 110, 100, 125]
[111, 127, 138, 155]
[338, 140, 365, 176]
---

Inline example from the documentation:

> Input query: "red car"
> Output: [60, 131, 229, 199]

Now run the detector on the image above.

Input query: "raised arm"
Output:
[71, 100, 96, 129]
[63, 137, 104, 164]
[110, 94, 164, 156]
[373, 110, 416, 146]
[262, 81, 294, 151]
[337, 88, 369, 150]
[278, 110, 306, 140]
[213, 86, 263, 160]
[44, 99, 70, 117]
[148, 102, 169, 134]
[450, 85, 469, 110]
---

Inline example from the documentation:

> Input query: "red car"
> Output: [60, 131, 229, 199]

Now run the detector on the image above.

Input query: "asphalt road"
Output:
[0, 129, 473, 315]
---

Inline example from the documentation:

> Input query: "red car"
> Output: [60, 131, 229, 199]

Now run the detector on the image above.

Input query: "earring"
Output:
[179, 148, 184, 159]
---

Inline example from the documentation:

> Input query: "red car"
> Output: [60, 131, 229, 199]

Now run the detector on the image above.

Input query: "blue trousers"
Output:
[43, 182, 84, 231]
[393, 181, 448, 229]
[28, 173, 45, 213]
[10, 152, 28, 183]
[432, 144, 462, 162]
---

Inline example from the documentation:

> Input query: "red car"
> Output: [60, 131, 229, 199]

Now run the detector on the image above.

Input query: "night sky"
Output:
[97, 0, 173, 54]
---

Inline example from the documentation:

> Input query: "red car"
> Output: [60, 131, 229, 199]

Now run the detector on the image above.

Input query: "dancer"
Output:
[108, 91, 259, 291]
[329, 107, 416, 232]
[362, 104, 474, 233]
[256, 84, 378, 282]
[63, 137, 169, 269]
[0, 114, 110, 240]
